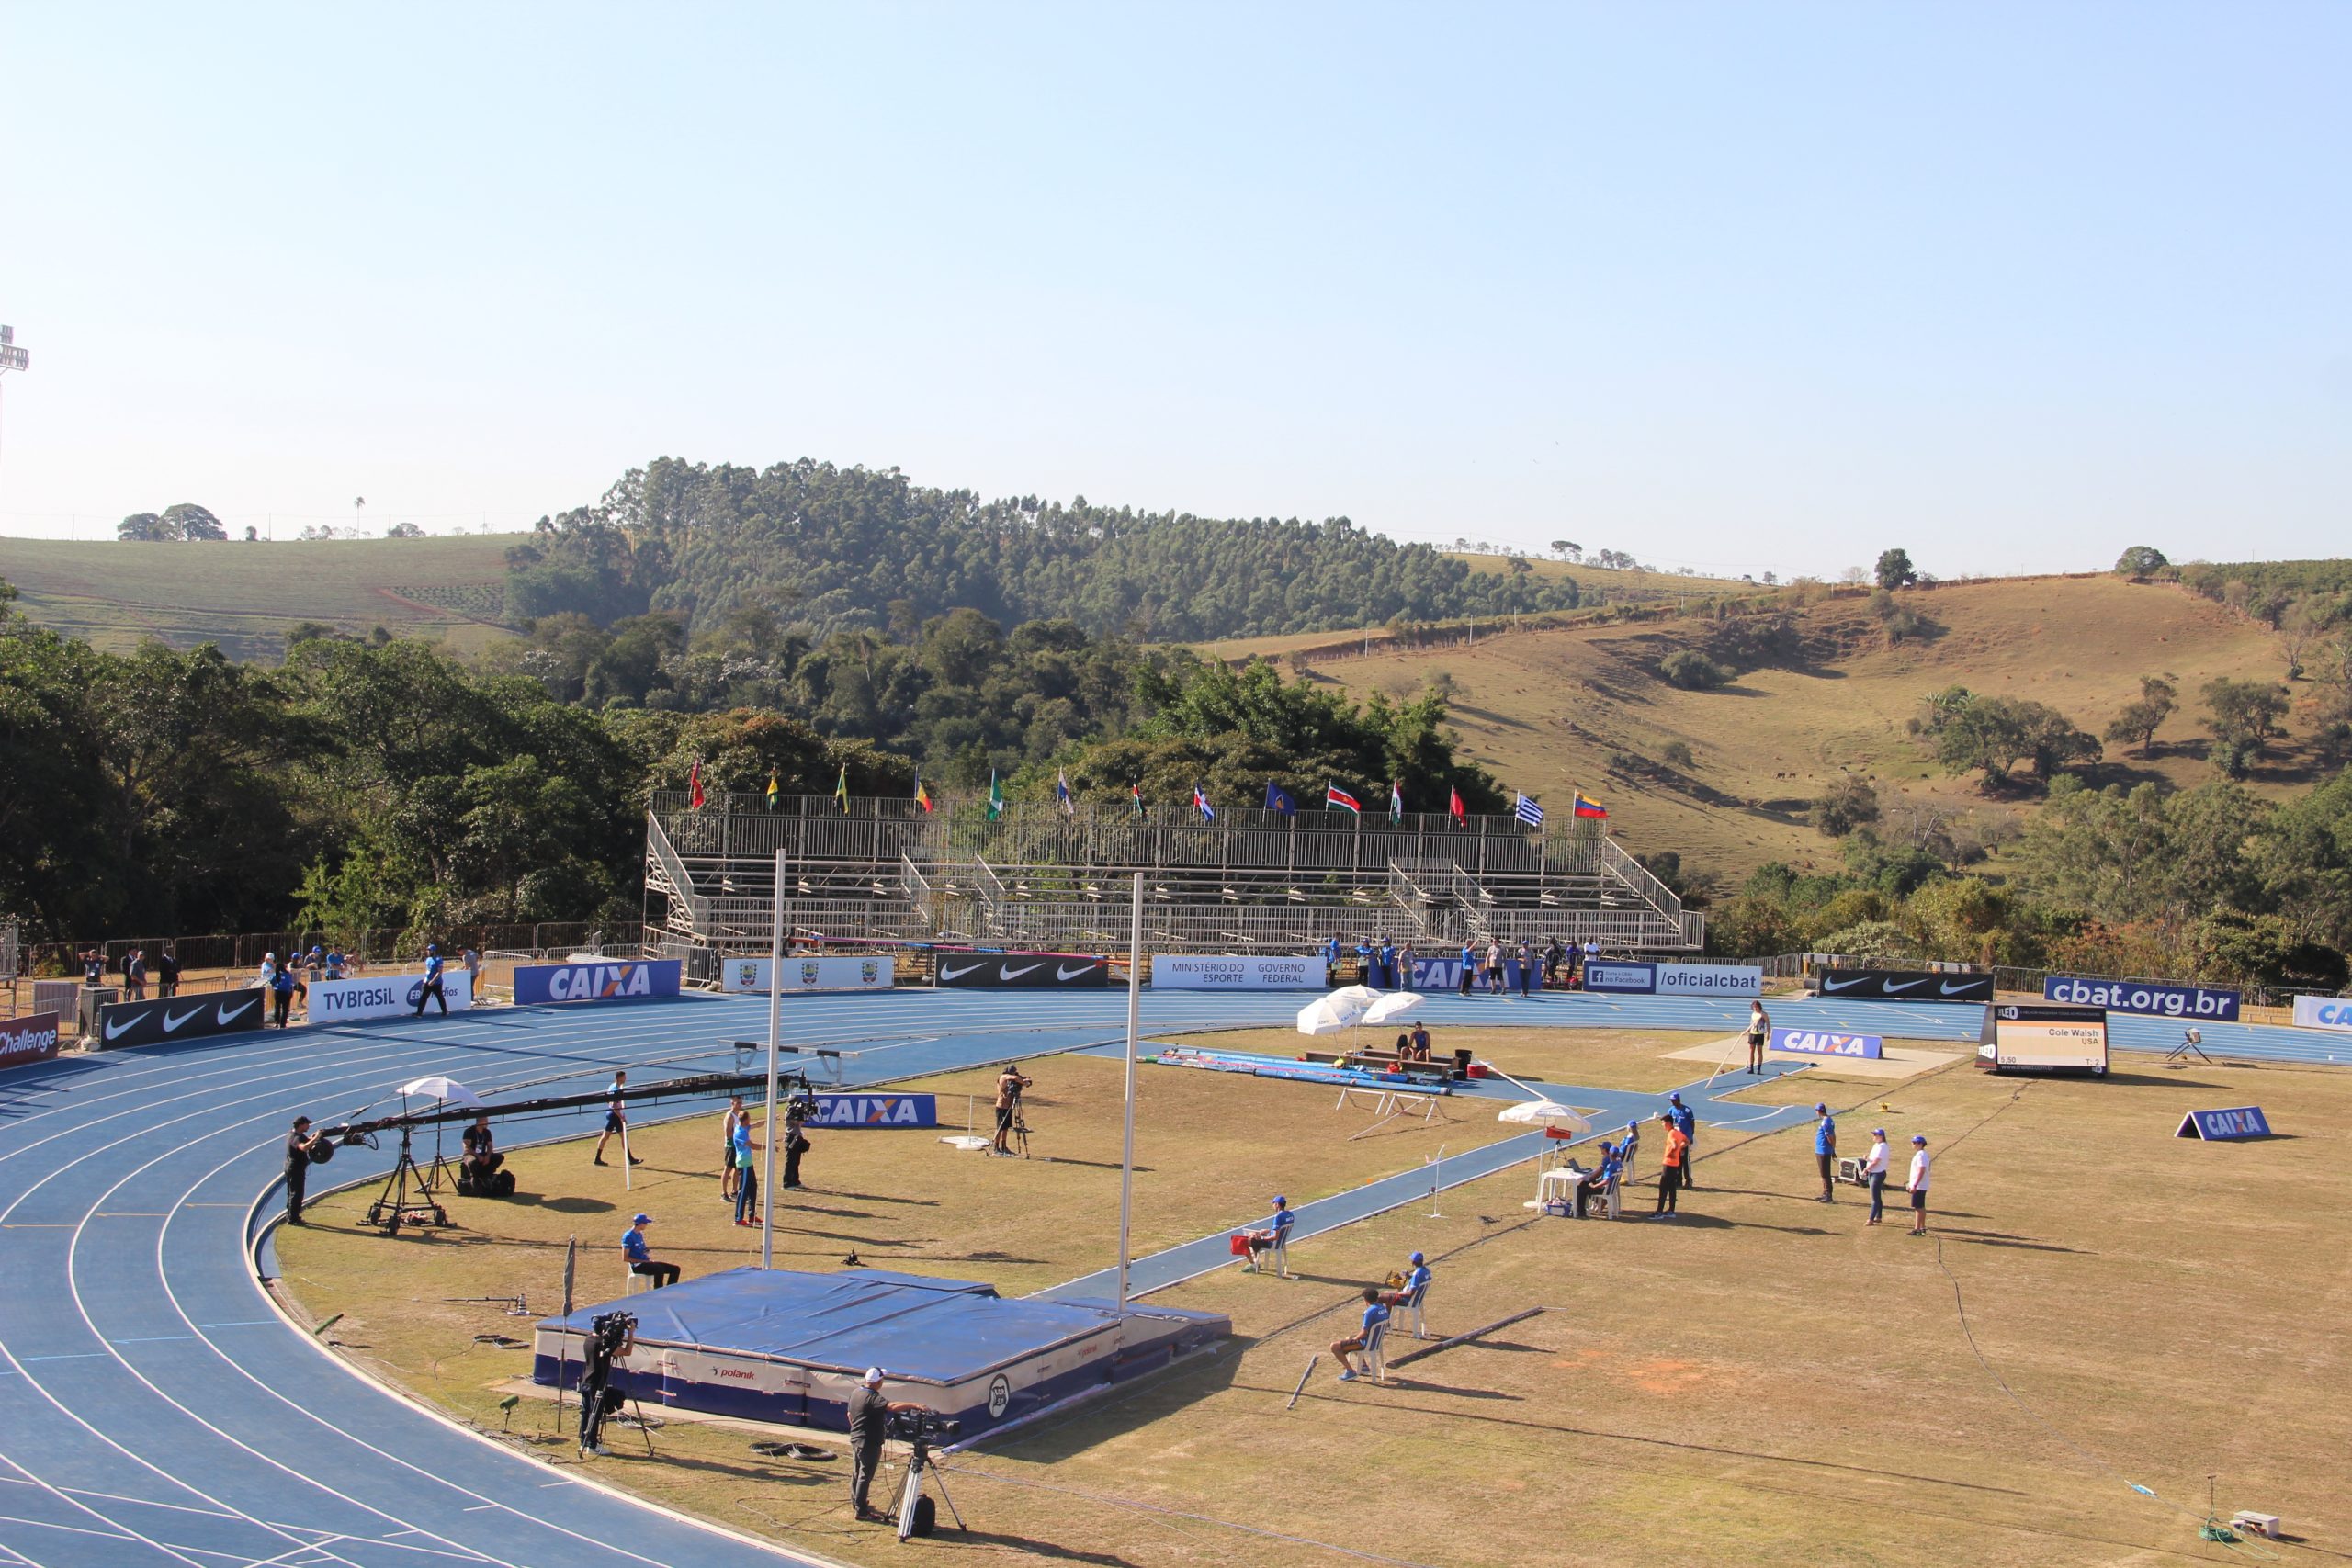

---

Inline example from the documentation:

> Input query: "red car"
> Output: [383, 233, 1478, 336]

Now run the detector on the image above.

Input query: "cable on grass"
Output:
[934, 1461, 1448, 1568]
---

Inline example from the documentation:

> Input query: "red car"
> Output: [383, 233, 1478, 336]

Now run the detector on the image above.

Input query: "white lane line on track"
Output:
[0, 1449, 205, 1568]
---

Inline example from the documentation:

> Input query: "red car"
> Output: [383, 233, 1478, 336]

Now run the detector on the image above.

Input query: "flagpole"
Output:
[760, 847, 785, 1269]
[1117, 872, 1142, 1314]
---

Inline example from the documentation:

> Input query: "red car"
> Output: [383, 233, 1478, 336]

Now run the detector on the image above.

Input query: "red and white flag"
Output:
[689, 758, 706, 809]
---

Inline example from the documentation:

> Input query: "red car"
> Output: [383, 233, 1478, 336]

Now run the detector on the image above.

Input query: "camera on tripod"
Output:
[589, 1310, 636, 1357]
[886, 1406, 960, 1445]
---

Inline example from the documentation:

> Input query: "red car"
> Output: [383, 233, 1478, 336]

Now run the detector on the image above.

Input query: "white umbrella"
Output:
[398, 1075, 481, 1106]
[1498, 1098, 1590, 1135]
[1296, 996, 1360, 1036]
[1360, 991, 1426, 1027]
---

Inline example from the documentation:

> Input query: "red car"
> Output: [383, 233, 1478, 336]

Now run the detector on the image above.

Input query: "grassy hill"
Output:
[0, 534, 521, 660]
[1442, 549, 1749, 599]
[1245, 574, 2311, 883]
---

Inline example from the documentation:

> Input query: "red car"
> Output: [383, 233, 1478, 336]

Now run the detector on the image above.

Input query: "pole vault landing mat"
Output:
[534, 1267, 1228, 1436]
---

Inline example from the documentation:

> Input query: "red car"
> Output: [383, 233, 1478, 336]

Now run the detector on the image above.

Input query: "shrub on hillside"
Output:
[1658, 649, 1732, 690]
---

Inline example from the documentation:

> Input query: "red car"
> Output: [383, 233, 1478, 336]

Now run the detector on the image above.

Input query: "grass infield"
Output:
[276, 1033, 2350, 1566]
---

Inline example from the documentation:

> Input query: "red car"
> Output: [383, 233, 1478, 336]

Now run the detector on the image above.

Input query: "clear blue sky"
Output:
[1, 2, 2345, 578]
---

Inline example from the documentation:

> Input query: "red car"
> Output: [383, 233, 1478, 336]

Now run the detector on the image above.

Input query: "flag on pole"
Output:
[1265, 782, 1296, 816]
[834, 764, 849, 814]
[987, 770, 1006, 820]
[914, 777, 933, 813]
[1515, 793, 1544, 828]
[1573, 788, 1609, 819]
[1325, 783, 1362, 816]
[765, 770, 780, 811]
[1448, 785, 1466, 826]
[1193, 785, 1216, 822]
[688, 758, 705, 810]
[1389, 780, 1405, 824]
[1130, 780, 1147, 818]
[1056, 770, 1076, 817]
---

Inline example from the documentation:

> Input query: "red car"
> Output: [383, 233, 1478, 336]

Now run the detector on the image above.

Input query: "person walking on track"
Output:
[594, 1071, 642, 1167]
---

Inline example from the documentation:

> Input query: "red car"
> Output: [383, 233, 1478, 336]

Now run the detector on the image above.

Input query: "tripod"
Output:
[1006, 1104, 1031, 1159]
[366, 1126, 448, 1235]
[2165, 1028, 2215, 1067]
[895, 1439, 965, 1541]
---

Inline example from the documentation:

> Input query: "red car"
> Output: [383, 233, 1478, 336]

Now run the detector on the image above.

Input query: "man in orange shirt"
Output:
[1652, 1111, 1690, 1218]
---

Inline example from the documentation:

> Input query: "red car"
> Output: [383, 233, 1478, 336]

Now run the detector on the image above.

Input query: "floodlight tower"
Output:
[0, 324, 28, 492]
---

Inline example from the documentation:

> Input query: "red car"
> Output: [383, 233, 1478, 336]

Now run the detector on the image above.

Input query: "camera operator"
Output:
[990, 1064, 1032, 1156]
[783, 1094, 810, 1190]
[847, 1368, 929, 1524]
[576, 1309, 636, 1458]
[460, 1113, 503, 1193]
[284, 1116, 326, 1226]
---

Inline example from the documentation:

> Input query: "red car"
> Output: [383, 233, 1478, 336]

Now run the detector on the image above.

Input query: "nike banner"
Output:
[935, 954, 1109, 989]
[0, 1011, 62, 1069]
[310, 969, 475, 1023]
[1814, 968, 1992, 1003]
[512, 959, 684, 1006]
[95, 987, 269, 1049]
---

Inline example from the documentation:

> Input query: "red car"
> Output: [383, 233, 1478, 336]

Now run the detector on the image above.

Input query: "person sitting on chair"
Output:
[460, 1114, 503, 1191]
[1331, 1288, 1392, 1382]
[621, 1213, 680, 1288]
[1242, 1194, 1294, 1273]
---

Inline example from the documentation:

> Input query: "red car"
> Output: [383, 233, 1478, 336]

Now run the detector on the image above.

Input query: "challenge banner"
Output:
[95, 987, 268, 1049]
[936, 954, 1108, 989]
[1815, 968, 1992, 1003]
[513, 959, 684, 1006]
[0, 1011, 62, 1069]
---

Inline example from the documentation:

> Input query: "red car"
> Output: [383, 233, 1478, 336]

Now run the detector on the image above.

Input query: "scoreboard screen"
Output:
[1977, 1003, 2109, 1076]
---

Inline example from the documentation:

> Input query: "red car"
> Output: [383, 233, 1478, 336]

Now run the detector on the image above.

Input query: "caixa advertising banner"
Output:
[309, 969, 476, 1023]
[513, 958, 684, 1006]
[2043, 975, 2240, 1021]
[95, 987, 268, 1049]
[936, 953, 1109, 988]
[720, 956, 897, 995]
[1151, 955, 1327, 990]
[2291, 996, 2352, 1033]
[0, 1011, 63, 1069]
[1815, 968, 1993, 1003]
[1652, 963, 1763, 998]
[1770, 1026, 1884, 1059]
[806, 1093, 938, 1128]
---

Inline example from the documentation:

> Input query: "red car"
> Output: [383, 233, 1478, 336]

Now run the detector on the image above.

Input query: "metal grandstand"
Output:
[646, 793, 1703, 954]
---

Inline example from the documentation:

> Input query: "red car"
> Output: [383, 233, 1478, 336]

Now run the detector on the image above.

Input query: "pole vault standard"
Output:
[763, 847, 786, 1269]
[1117, 872, 1142, 1313]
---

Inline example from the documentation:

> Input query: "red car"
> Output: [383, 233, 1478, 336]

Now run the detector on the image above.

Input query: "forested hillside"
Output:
[504, 457, 1582, 642]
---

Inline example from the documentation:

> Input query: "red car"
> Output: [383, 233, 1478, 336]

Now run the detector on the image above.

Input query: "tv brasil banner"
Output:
[95, 987, 268, 1049]
[936, 954, 1109, 989]
[2043, 975, 2240, 1021]
[1152, 955, 1327, 990]
[513, 958, 684, 1006]
[310, 969, 476, 1023]
[806, 1093, 938, 1129]
[1815, 968, 1994, 1003]
[2292, 996, 2352, 1033]
[0, 1011, 62, 1068]
[720, 956, 897, 995]
[1770, 1026, 1884, 1059]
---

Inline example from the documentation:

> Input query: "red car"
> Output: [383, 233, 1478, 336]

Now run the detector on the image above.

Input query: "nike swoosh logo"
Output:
[1820, 977, 1867, 992]
[1881, 979, 1928, 993]
[999, 963, 1046, 981]
[939, 963, 985, 982]
[162, 1005, 207, 1033]
[105, 1011, 147, 1040]
[1940, 980, 1981, 995]
[1057, 964, 1097, 981]
[217, 998, 259, 1026]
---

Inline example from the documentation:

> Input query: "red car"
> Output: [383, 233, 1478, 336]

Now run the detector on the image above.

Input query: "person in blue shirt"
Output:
[1616, 1120, 1640, 1182]
[1376, 940, 1396, 990]
[1668, 1093, 1699, 1190]
[730, 1114, 761, 1226]
[1332, 1288, 1392, 1381]
[268, 955, 298, 1028]
[324, 948, 345, 981]
[1380, 1250, 1434, 1336]
[413, 942, 448, 1017]
[621, 1213, 679, 1288]
[1582, 1141, 1621, 1218]
[1813, 1102, 1838, 1202]
[595, 1071, 644, 1168]
[1322, 934, 1341, 982]
[1353, 941, 1376, 988]
[1243, 1195, 1294, 1274]
[1458, 942, 1476, 997]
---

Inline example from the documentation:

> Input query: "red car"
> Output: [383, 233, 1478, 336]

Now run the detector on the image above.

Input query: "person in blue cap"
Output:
[621, 1212, 679, 1288]
[1813, 1102, 1838, 1201]
[413, 942, 448, 1017]
[1668, 1093, 1698, 1190]
[1242, 1194, 1294, 1275]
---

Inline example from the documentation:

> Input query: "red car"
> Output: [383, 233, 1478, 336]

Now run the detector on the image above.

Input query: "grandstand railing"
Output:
[899, 856, 933, 928]
[645, 811, 711, 935]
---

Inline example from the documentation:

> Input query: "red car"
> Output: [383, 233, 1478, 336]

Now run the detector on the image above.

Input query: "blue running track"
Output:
[0, 986, 2334, 1566]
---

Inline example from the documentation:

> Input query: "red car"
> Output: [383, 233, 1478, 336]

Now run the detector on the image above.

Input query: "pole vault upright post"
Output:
[761, 846, 786, 1269]
[1117, 872, 1142, 1312]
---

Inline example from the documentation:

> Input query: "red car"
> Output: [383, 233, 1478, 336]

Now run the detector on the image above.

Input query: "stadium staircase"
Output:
[644, 794, 1703, 956]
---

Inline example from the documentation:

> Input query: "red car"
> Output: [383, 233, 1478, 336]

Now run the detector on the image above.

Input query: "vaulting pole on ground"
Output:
[761, 848, 786, 1269]
[1116, 873, 1142, 1313]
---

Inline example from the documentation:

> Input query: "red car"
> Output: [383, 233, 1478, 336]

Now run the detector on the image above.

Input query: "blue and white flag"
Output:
[1514, 793, 1544, 828]
[1193, 785, 1216, 822]
[1055, 769, 1075, 816]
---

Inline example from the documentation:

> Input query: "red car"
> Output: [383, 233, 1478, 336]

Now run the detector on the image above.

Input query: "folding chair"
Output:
[1400, 1280, 1430, 1339]
[1360, 1316, 1393, 1384]
[1240, 1228, 1291, 1279]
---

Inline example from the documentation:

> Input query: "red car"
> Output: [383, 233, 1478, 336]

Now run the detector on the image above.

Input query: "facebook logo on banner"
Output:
[1581, 961, 1657, 995]
[2044, 976, 2240, 1021]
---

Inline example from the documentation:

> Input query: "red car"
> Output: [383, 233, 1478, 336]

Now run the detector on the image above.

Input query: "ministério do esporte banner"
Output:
[95, 987, 269, 1048]
[720, 956, 897, 995]
[2043, 975, 2240, 1021]
[1151, 955, 1326, 990]
[935, 954, 1108, 988]
[512, 958, 684, 1006]
[1815, 968, 1993, 1003]
[0, 1011, 63, 1068]
[309, 969, 476, 1023]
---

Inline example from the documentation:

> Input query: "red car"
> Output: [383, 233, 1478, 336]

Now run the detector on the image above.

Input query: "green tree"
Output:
[2114, 545, 2169, 577]
[1657, 649, 1731, 690]
[117, 512, 173, 541]
[2201, 677, 2289, 777]
[2103, 675, 2177, 757]
[1809, 775, 1879, 838]
[161, 503, 229, 541]
[1874, 548, 1917, 591]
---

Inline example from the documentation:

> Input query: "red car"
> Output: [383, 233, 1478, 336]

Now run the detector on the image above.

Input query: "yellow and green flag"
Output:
[765, 770, 780, 811]
[834, 764, 849, 814]
[987, 770, 1006, 820]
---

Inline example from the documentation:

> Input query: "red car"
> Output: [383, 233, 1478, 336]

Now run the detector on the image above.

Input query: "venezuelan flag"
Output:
[1573, 789, 1608, 819]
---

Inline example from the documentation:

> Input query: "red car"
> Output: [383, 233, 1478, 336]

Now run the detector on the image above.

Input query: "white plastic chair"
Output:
[1361, 1315, 1393, 1383]
[1400, 1280, 1430, 1339]
[623, 1268, 655, 1296]
[1244, 1227, 1291, 1279]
